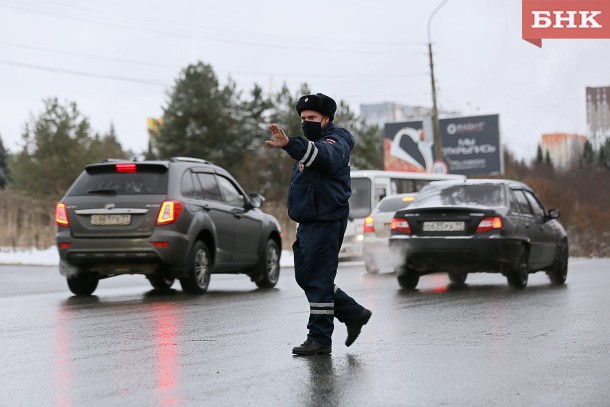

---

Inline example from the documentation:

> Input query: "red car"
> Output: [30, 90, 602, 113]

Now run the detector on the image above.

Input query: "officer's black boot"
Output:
[292, 340, 332, 355]
[345, 308, 372, 347]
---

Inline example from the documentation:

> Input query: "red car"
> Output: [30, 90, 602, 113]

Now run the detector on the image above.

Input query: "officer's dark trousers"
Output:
[293, 219, 365, 346]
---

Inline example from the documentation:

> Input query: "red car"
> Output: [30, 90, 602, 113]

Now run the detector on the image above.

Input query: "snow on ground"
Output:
[0, 247, 295, 267]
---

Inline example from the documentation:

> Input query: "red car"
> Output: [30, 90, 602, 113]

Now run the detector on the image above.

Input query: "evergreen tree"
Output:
[258, 83, 309, 201]
[599, 138, 610, 170]
[581, 140, 596, 167]
[0, 134, 9, 189]
[225, 83, 272, 179]
[154, 61, 265, 175]
[334, 101, 383, 170]
[92, 123, 127, 161]
[8, 98, 117, 203]
[544, 150, 552, 167]
[536, 144, 544, 163]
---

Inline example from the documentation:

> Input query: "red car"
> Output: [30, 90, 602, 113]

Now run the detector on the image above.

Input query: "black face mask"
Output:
[301, 120, 322, 141]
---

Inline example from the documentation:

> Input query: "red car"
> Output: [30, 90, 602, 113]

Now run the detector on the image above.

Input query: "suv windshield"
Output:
[411, 183, 507, 208]
[68, 165, 168, 196]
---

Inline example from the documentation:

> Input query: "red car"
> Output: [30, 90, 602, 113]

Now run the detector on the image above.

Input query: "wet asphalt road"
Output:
[1, 258, 609, 407]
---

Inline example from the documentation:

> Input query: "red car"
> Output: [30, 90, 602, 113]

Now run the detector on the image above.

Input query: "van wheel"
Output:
[67, 273, 99, 296]
[147, 273, 175, 290]
[180, 241, 211, 294]
[507, 248, 529, 289]
[255, 240, 280, 288]
[397, 265, 419, 290]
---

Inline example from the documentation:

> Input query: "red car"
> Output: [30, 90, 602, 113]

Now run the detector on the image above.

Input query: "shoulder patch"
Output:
[322, 138, 337, 145]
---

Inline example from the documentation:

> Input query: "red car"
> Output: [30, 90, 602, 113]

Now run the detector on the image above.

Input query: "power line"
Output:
[0, 40, 178, 69]
[434, 55, 582, 121]
[17, 0, 424, 48]
[0, 58, 168, 87]
[0, 40, 429, 81]
[0, 0, 420, 56]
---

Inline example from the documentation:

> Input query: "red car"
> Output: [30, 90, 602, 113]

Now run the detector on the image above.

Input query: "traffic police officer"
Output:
[266, 93, 372, 355]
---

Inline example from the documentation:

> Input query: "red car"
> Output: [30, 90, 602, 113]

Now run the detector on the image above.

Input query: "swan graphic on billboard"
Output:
[384, 114, 502, 176]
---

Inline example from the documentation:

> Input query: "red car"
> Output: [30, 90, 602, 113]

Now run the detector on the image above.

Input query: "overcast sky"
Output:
[1, 0, 608, 161]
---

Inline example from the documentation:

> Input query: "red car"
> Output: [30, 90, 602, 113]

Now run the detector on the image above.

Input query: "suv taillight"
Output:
[156, 200, 184, 225]
[475, 217, 503, 233]
[363, 216, 375, 233]
[116, 163, 136, 173]
[391, 217, 411, 234]
[55, 203, 69, 227]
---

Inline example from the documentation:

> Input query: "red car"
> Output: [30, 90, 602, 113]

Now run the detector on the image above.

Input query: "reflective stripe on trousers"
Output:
[293, 220, 365, 346]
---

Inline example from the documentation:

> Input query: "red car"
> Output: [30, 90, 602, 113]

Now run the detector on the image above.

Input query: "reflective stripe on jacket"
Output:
[282, 123, 355, 223]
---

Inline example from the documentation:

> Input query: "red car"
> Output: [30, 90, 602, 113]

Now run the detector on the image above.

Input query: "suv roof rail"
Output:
[99, 158, 131, 163]
[170, 157, 210, 164]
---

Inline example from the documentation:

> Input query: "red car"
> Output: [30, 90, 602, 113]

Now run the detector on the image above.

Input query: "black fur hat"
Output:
[295, 93, 337, 122]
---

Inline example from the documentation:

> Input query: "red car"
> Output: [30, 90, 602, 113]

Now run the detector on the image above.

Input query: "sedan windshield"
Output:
[376, 196, 414, 213]
[411, 183, 507, 208]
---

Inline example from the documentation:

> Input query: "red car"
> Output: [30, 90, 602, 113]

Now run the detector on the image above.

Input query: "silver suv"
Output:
[55, 157, 282, 296]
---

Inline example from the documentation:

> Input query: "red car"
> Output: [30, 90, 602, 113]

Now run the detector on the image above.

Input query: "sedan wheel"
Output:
[448, 272, 468, 285]
[397, 265, 419, 290]
[255, 240, 280, 288]
[179, 241, 211, 294]
[547, 243, 568, 285]
[364, 255, 380, 274]
[507, 248, 529, 289]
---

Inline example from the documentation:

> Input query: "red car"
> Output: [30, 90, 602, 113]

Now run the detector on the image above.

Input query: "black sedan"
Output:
[389, 179, 568, 289]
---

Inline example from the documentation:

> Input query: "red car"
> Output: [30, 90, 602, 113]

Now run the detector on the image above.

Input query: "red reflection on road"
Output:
[153, 303, 180, 406]
[430, 274, 449, 293]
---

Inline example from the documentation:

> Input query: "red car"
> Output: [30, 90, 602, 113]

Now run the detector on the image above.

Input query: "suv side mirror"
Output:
[249, 193, 265, 209]
[547, 208, 560, 220]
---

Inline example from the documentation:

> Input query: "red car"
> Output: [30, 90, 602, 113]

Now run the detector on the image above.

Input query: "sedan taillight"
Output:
[391, 217, 412, 234]
[475, 216, 503, 233]
[55, 203, 69, 227]
[363, 216, 375, 233]
[156, 200, 184, 225]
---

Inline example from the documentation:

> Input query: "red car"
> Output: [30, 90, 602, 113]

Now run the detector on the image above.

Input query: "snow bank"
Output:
[0, 247, 294, 267]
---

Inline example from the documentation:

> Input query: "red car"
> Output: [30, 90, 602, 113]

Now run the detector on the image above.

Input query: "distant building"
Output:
[586, 86, 610, 150]
[359, 102, 456, 128]
[540, 133, 587, 169]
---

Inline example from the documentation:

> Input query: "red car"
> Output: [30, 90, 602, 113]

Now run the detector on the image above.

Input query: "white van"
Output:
[340, 170, 466, 260]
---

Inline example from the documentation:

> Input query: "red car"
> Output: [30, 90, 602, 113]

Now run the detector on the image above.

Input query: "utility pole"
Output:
[427, 0, 450, 163]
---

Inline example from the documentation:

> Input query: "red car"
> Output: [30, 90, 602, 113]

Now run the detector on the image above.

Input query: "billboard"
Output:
[384, 114, 503, 176]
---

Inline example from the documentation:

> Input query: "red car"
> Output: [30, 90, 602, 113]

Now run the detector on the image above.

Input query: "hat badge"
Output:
[304, 98, 308, 102]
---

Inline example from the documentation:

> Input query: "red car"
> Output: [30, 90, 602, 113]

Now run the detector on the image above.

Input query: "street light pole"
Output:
[427, 0, 450, 163]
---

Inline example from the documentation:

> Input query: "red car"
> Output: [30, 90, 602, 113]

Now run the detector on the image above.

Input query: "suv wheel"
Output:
[507, 247, 529, 289]
[397, 265, 419, 290]
[255, 240, 280, 289]
[147, 273, 175, 290]
[180, 241, 211, 294]
[67, 273, 99, 296]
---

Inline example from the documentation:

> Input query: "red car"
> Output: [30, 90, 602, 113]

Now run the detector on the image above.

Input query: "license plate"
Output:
[423, 221, 465, 232]
[91, 214, 131, 226]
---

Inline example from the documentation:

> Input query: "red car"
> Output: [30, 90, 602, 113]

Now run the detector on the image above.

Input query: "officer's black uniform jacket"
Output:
[282, 123, 355, 223]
